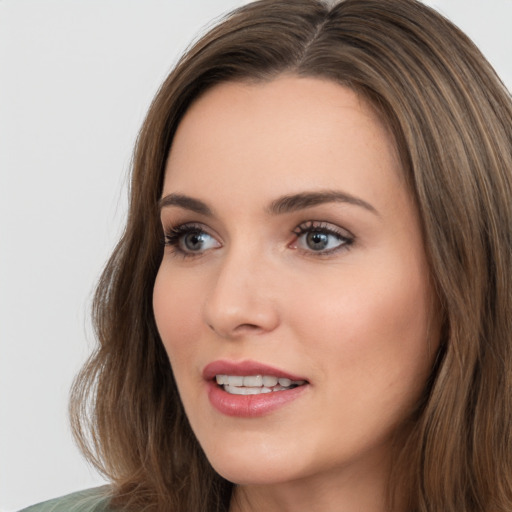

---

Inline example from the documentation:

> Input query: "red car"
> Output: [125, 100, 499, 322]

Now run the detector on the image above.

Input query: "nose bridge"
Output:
[203, 238, 279, 338]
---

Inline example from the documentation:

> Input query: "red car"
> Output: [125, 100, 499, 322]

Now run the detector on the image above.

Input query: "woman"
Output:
[22, 0, 512, 510]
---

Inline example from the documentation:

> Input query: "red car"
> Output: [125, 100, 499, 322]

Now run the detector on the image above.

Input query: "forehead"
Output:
[163, 76, 404, 212]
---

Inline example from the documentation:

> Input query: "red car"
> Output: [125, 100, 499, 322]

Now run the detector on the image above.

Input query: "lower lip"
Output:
[207, 380, 308, 417]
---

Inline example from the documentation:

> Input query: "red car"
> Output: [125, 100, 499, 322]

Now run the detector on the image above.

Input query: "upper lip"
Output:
[203, 359, 307, 382]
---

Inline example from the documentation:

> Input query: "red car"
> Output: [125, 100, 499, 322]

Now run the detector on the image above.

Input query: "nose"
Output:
[202, 246, 280, 339]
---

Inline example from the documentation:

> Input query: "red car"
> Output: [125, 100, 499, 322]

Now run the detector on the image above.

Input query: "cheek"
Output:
[287, 259, 436, 406]
[153, 268, 204, 368]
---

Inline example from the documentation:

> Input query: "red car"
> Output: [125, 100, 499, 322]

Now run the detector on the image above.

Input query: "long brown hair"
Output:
[70, 1, 512, 510]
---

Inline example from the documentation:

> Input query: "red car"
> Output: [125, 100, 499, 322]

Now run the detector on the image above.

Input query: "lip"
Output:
[203, 359, 306, 381]
[203, 359, 309, 418]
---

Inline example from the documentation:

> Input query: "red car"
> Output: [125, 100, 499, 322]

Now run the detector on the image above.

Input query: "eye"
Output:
[164, 223, 221, 256]
[291, 221, 353, 254]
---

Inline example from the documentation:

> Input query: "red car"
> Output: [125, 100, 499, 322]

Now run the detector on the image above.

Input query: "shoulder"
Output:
[18, 487, 112, 512]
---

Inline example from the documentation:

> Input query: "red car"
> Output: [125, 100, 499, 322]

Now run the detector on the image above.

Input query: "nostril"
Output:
[208, 322, 260, 333]
[235, 323, 263, 334]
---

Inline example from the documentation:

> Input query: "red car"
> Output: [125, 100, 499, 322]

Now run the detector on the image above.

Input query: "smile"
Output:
[215, 374, 306, 395]
[203, 361, 309, 417]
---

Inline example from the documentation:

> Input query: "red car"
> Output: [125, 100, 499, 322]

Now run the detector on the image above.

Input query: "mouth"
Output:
[203, 360, 309, 416]
[215, 374, 307, 395]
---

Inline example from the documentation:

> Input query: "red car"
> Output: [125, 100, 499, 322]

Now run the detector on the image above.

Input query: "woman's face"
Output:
[153, 76, 438, 491]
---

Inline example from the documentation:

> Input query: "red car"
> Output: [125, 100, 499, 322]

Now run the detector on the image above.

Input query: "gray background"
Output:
[1, 1, 511, 510]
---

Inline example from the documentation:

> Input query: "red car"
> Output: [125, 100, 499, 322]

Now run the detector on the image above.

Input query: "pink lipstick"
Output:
[203, 360, 309, 417]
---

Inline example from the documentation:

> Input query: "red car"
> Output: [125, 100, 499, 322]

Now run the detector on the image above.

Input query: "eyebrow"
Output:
[267, 190, 379, 216]
[158, 193, 213, 216]
[158, 190, 378, 217]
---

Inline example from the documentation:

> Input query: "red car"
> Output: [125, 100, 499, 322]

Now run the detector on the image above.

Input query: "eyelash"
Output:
[292, 221, 354, 256]
[163, 221, 354, 258]
[163, 223, 217, 258]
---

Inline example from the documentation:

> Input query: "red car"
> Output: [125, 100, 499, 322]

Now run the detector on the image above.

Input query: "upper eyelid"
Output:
[163, 222, 218, 239]
[293, 220, 354, 238]
[162, 219, 212, 231]
[161, 220, 353, 236]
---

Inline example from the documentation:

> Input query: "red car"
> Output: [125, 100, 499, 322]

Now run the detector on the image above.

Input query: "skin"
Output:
[153, 76, 439, 512]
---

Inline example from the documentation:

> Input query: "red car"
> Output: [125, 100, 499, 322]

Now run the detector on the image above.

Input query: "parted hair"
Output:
[70, 0, 512, 510]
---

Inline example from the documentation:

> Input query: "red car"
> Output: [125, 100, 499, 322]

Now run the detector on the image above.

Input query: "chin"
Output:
[202, 437, 310, 486]
[212, 460, 302, 486]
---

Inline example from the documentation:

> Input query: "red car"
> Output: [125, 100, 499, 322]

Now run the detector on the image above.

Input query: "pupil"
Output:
[185, 232, 204, 251]
[307, 231, 328, 250]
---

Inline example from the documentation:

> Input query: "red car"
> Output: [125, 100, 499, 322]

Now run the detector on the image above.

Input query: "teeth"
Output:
[243, 375, 263, 387]
[215, 374, 306, 395]
[228, 375, 244, 386]
[224, 385, 273, 395]
[262, 375, 278, 387]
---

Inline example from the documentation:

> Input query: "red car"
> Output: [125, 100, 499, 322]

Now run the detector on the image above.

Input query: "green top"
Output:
[19, 487, 112, 512]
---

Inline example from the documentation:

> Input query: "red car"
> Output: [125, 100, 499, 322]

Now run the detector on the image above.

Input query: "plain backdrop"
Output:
[1, 1, 511, 510]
